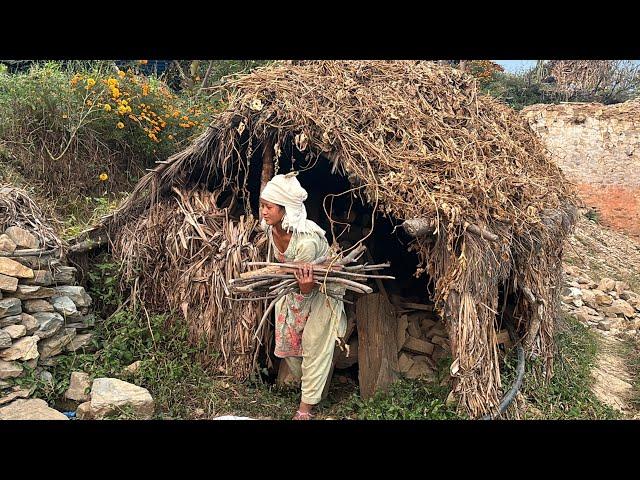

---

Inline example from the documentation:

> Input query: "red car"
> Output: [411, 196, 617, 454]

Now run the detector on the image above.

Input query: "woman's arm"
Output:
[293, 238, 319, 296]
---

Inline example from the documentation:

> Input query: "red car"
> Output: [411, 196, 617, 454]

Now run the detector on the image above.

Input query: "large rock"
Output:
[0, 398, 67, 420]
[0, 335, 40, 361]
[76, 401, 94, 420]
[65, 333, 94, 352]
[38, 328, 75, 359]
[54, 286, 91, 308]
[0, 330, 11, 348]
[608, 299, 636, 318]
[0, 387, 31, 406]
[0, 234, 17, 253]
[0, 298, 22, 318]
[87, 378, 154, 419]
[22, 270, 54, 287]
[0, 315, 21, 328]
[20, 313, 39, 334]
[614, 281, 629, 295]
[598, 278, 616, 292]
[64, 371, 91, 402]
[581, 289, 597, 309]
[0, 359, 22, 379]
[2, 324, 26, 339]
[0, 257, 34, 279]
[51, 296, 79, 318]
[13, 285, 56, 300]
[33, 312, 64, 339]
[23, 299, 54, 313]
[0, 273, 18, 292]
[52, 266, 77, 285]
[594, 291, 613, 306]
[4, 226, 40, 249]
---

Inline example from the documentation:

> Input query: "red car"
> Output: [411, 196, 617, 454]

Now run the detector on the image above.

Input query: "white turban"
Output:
[260, 172, 325, 236]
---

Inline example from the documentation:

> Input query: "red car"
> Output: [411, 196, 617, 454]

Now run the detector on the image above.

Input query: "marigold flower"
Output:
[117, 105, 128, 115]
[111, 87, 121, 99]
[99, 173, 108, 181]
[139, 60, 148, 65]
[168, 134, 174, 140]
[86, 78, 96, 88]
[116, 122, 125, 129]
[117, 70, 126, 79]
[104, 104, 112, 112]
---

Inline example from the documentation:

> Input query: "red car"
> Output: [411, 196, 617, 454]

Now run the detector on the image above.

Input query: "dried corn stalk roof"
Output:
[99, 61, 578, 418]
[106, 60, 575, 240]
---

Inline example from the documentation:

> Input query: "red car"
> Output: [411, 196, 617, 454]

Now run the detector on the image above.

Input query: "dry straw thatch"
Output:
[97, 60, 577, 417]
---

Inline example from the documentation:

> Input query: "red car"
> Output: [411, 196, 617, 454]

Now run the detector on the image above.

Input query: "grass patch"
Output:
[619, 337, 640, 411]
[504, 315, 621, 419]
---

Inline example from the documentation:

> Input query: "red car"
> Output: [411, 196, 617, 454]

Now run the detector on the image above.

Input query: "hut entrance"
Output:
[249, 146, 446, 398]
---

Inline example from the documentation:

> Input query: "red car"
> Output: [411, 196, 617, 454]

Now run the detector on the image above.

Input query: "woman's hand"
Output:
[295, 263, 315, 295]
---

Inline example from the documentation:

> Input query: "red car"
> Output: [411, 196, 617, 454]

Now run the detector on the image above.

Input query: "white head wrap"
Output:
[260, 172, 325, 236]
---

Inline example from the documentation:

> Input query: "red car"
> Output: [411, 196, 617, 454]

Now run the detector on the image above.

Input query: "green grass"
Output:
[619, 337, 640, 411]
[502, 315, 621, 419]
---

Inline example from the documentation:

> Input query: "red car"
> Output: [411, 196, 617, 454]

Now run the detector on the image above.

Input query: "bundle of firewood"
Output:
[228, 244, 395, 341]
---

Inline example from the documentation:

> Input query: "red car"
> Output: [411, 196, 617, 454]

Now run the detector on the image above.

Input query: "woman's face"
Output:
[260, 199, 285, 226]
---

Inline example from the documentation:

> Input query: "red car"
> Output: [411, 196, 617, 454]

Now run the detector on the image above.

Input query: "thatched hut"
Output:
[90, 61, 577, 418]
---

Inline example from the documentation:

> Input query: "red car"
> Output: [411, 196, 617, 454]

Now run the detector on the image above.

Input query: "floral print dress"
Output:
[269, 228, 347, 358]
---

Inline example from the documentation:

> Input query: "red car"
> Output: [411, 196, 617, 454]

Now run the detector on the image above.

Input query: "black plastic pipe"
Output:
[481, 321, 526, 420]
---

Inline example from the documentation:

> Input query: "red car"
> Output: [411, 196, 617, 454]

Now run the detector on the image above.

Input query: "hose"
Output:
[481, 320, 526, 420]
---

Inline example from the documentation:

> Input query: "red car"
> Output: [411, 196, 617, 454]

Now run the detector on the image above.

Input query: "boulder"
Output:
[23, 299, 54, 313]
[0, 330, 11, 348]
[2, 324, 26, 339]
[52, 266, 77, 285]
[87, 378, 154, 419]
[0, 398, 67, 420]
[0, 273, 18, 292]
[572, 298, 584, 308]
[0, 387, 31, 406]
[0, 335, 40, 361]
[65, 333, 94, 352]
[38, 328, 76, 359]
[33, 312, 64, 339]
[567, 287, 582, 298]
[598, 278, 616, 292]
[13, 285, 56, 300]
[594, 291, 613, 306]
[0, 315, 21, 328]
[0, 298, 22, 318]
[0, 257, 34, 279]
[76, 401, 94, 420]
[0, 234, 17, 253]
[0, 359, 22, 379]
[64, 371, 91, 402]
[609, 299, 636, 318]
[4, 226, 40, 249]
[22, 270, 54, 287]
[20, 313, 39, 334]
[122, 360, 142, 375]
[54, 286, 91, 308]
[50, 296, 79, 318]
[581, 290, 597, 309]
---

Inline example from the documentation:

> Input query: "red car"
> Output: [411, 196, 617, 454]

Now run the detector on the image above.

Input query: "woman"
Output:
[260, 172, 347, 420]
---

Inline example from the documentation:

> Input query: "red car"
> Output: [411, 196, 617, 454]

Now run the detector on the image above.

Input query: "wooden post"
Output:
[356, 292, 399, 399]
[260, 141, 274, 194]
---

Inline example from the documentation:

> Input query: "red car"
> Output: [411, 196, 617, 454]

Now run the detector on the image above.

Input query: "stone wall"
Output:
[0, 226, 96, 393]
[522, 99, 640, 238]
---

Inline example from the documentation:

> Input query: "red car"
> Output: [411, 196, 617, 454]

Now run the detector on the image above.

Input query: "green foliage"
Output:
[0, 61, 218, 220]
[505, 315, 621, 419]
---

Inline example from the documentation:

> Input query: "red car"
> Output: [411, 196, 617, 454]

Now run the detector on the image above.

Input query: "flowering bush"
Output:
[0, 61, 218, 212]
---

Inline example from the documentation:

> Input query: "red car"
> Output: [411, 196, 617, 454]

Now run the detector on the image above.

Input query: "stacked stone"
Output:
[561, 264, 640, 337]
[0, 226, 96, 383]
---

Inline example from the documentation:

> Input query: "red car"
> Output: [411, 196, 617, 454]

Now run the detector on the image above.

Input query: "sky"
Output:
[494, 60, 640, 74]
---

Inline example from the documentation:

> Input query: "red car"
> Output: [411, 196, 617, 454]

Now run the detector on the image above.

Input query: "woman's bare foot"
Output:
[292, 401, 315, 420]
